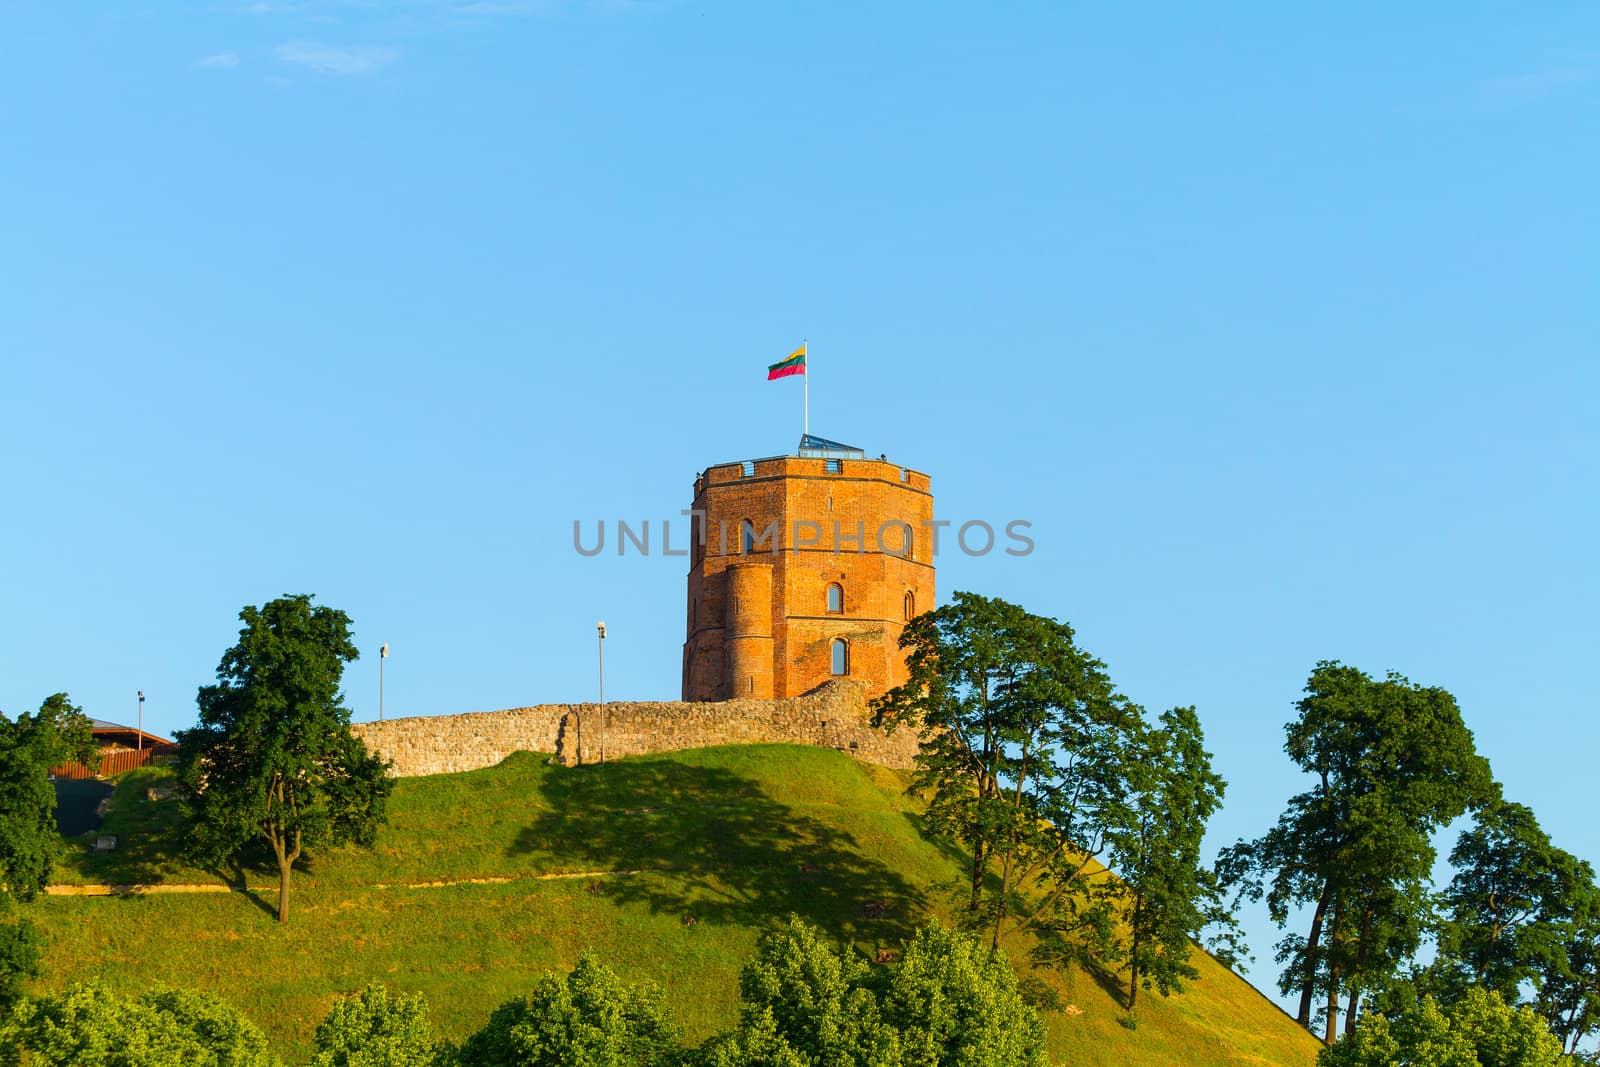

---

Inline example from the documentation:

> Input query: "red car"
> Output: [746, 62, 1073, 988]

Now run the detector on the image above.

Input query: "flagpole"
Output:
[803, 339, 809, 438]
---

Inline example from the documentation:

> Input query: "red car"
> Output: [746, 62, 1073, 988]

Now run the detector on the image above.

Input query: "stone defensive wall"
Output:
[349, 679, 920, 777]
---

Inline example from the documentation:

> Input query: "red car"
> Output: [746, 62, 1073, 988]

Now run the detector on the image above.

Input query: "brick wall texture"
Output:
[683, 454, 934, 703]
[349, 679, 920, 778]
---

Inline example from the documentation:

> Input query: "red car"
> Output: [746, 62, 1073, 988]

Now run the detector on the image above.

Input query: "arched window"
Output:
[826, 583, 843, 614]
[741, 519, 756, 554]
[904, 591, 915, 621]
[831, 638, 848, 676]
[901, 523, 914, 559]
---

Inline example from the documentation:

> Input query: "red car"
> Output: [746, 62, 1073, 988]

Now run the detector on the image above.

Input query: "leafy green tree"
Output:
[0, 693, 97, 903]
[176, 595, 393, 924]
[312, 983, 444, 1066]
[872, 592, 1142, 961]
[458, 954, 681, 1067]
[1218, 662, 1496, 1042]
[712, 916, 899, 1066]
[1433, 801, 1599, 1012]
[1108, 706, 1229, 1010]
[0, 918, 40, 1014]
[3, 982, 277, 1066]
[1538, 911, 1600, 1056]
[878, 923, 1048, 1067]
[1320, 986, 1562, 1067]
[703, 918, 1047, 1067]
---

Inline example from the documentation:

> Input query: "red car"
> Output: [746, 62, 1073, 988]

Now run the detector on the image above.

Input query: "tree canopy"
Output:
[0, 693, 97, 904]
[176, 594, 393, 923]
[871, 592, 1147, 963]
[1319, 986, 1561, 1067]
[2, 982, 278, 1067]
[1218, 661, 1497, 1043]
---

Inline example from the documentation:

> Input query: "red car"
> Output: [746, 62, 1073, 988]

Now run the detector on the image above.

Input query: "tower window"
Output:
[831, 638, 849, 676]
[904, 591, 915, 621]
[826, 583, 843, 614]
[825, 459, 842, 473]
[741, 460, 755, 477]
[900, 468, 909, 482]
[741, 519, 756, 554]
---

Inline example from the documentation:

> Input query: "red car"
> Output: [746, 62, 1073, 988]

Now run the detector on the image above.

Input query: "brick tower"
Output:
[683, 435, 934, 703]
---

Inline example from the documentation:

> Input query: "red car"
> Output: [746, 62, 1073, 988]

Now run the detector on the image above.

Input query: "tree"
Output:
[1319, 986, 1562, 1067]
[1108, 706, 1229, 1010]
[458, 954, 681, 1067]
[312, 983, 444, 1067]
[703, 918, 1048, 1067]
[0, 693, 98, 903]
[1432, 801, 1599, 1011]
[0, 918, 39, 1015]
[1539, 910, 1600, 1056]
[3, 982, 278, 1067]
[872, 592, 1142, 963]
[878, 923, 1048, 1067]
[1218, 662, 1496, 1043]
[709, 916, 899, 1066]
[176, 595, 393, 924]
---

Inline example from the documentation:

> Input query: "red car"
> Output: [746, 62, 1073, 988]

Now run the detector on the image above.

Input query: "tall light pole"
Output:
[596, 621, 606, 763]
[379, 643, 389, 721]
[137, 691, 144, 756]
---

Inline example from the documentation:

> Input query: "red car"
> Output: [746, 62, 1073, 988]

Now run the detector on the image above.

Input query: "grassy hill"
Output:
[35, 744, 1320, 1065]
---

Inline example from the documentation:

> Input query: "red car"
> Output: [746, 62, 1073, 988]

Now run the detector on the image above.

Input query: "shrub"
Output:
[4, 982, 276, 1067]
[457, 954, 681, 1067]
[312, 983, 443, 1067]
[703, 917, 1048, 1067]
[1320, 986, 1562, 1067]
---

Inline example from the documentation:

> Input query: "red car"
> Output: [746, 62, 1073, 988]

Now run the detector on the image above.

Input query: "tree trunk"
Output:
[1128, 891, 1143, 1010]
[969, 839, 986, 912]
[1344, 989, 1360, 1037]
[277, 853, 291, 924]
[1297, 880, 1332, 1026]
[1324, 971, 1339, 1046]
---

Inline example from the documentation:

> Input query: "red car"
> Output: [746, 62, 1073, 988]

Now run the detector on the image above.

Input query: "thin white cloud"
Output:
[454, 1, 543, 13]
[197, 51, 241, 69]
[275, 40, 398, 75]
[1482, 66, 1593, 103]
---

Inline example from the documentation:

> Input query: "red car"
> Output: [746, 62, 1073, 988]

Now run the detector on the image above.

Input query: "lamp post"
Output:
[596, 621, 606, 763]
[137, 691, 144, 756]
[379, 643, 389, 721]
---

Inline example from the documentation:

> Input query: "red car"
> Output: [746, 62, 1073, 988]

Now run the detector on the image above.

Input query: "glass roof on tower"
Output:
[797, 434, 865, 459]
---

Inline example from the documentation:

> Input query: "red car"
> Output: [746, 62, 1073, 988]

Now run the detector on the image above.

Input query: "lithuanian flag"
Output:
[767, 345, 806, 381]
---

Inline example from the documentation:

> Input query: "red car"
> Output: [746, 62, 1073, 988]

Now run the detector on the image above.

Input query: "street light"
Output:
[137, 691, 144, 756]
[379, 643, 389, 722]
[596, 622, 606, 763]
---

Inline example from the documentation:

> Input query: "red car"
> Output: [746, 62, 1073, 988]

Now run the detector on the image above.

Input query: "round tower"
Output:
[682, 435, 934, 703]
[724, 563, 775, 699]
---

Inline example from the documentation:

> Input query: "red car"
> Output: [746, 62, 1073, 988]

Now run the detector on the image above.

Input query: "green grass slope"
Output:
[36, 745, 1320, 1066]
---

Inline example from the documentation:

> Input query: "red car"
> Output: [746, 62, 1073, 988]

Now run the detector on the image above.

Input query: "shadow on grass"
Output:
[509, 759, 926, 943]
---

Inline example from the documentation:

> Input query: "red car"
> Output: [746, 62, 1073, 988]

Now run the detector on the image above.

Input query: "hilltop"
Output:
[37, 744, 1320, 1065]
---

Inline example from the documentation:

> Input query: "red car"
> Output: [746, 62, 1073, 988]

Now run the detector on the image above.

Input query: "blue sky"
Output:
[3, 0, 1597, 1007]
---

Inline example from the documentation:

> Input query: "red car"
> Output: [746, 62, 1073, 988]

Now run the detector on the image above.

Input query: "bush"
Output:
[312, 983, 443, 1067]
[4, 982, 276, 1067]
[702, 917, 1048, 1067]
[457, 954, 681, 1067]
[0, 920, 40, 1014]
[1320, 986, 1562, 1067]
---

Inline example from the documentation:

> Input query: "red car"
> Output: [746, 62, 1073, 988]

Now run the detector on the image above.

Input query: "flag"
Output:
[767, 345, 806, 381]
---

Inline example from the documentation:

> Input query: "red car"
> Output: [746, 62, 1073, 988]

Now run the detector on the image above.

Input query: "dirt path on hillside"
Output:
[46, 867, 679, 897]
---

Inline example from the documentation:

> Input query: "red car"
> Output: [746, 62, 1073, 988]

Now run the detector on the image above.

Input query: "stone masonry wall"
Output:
[350, 679, 920, 778]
